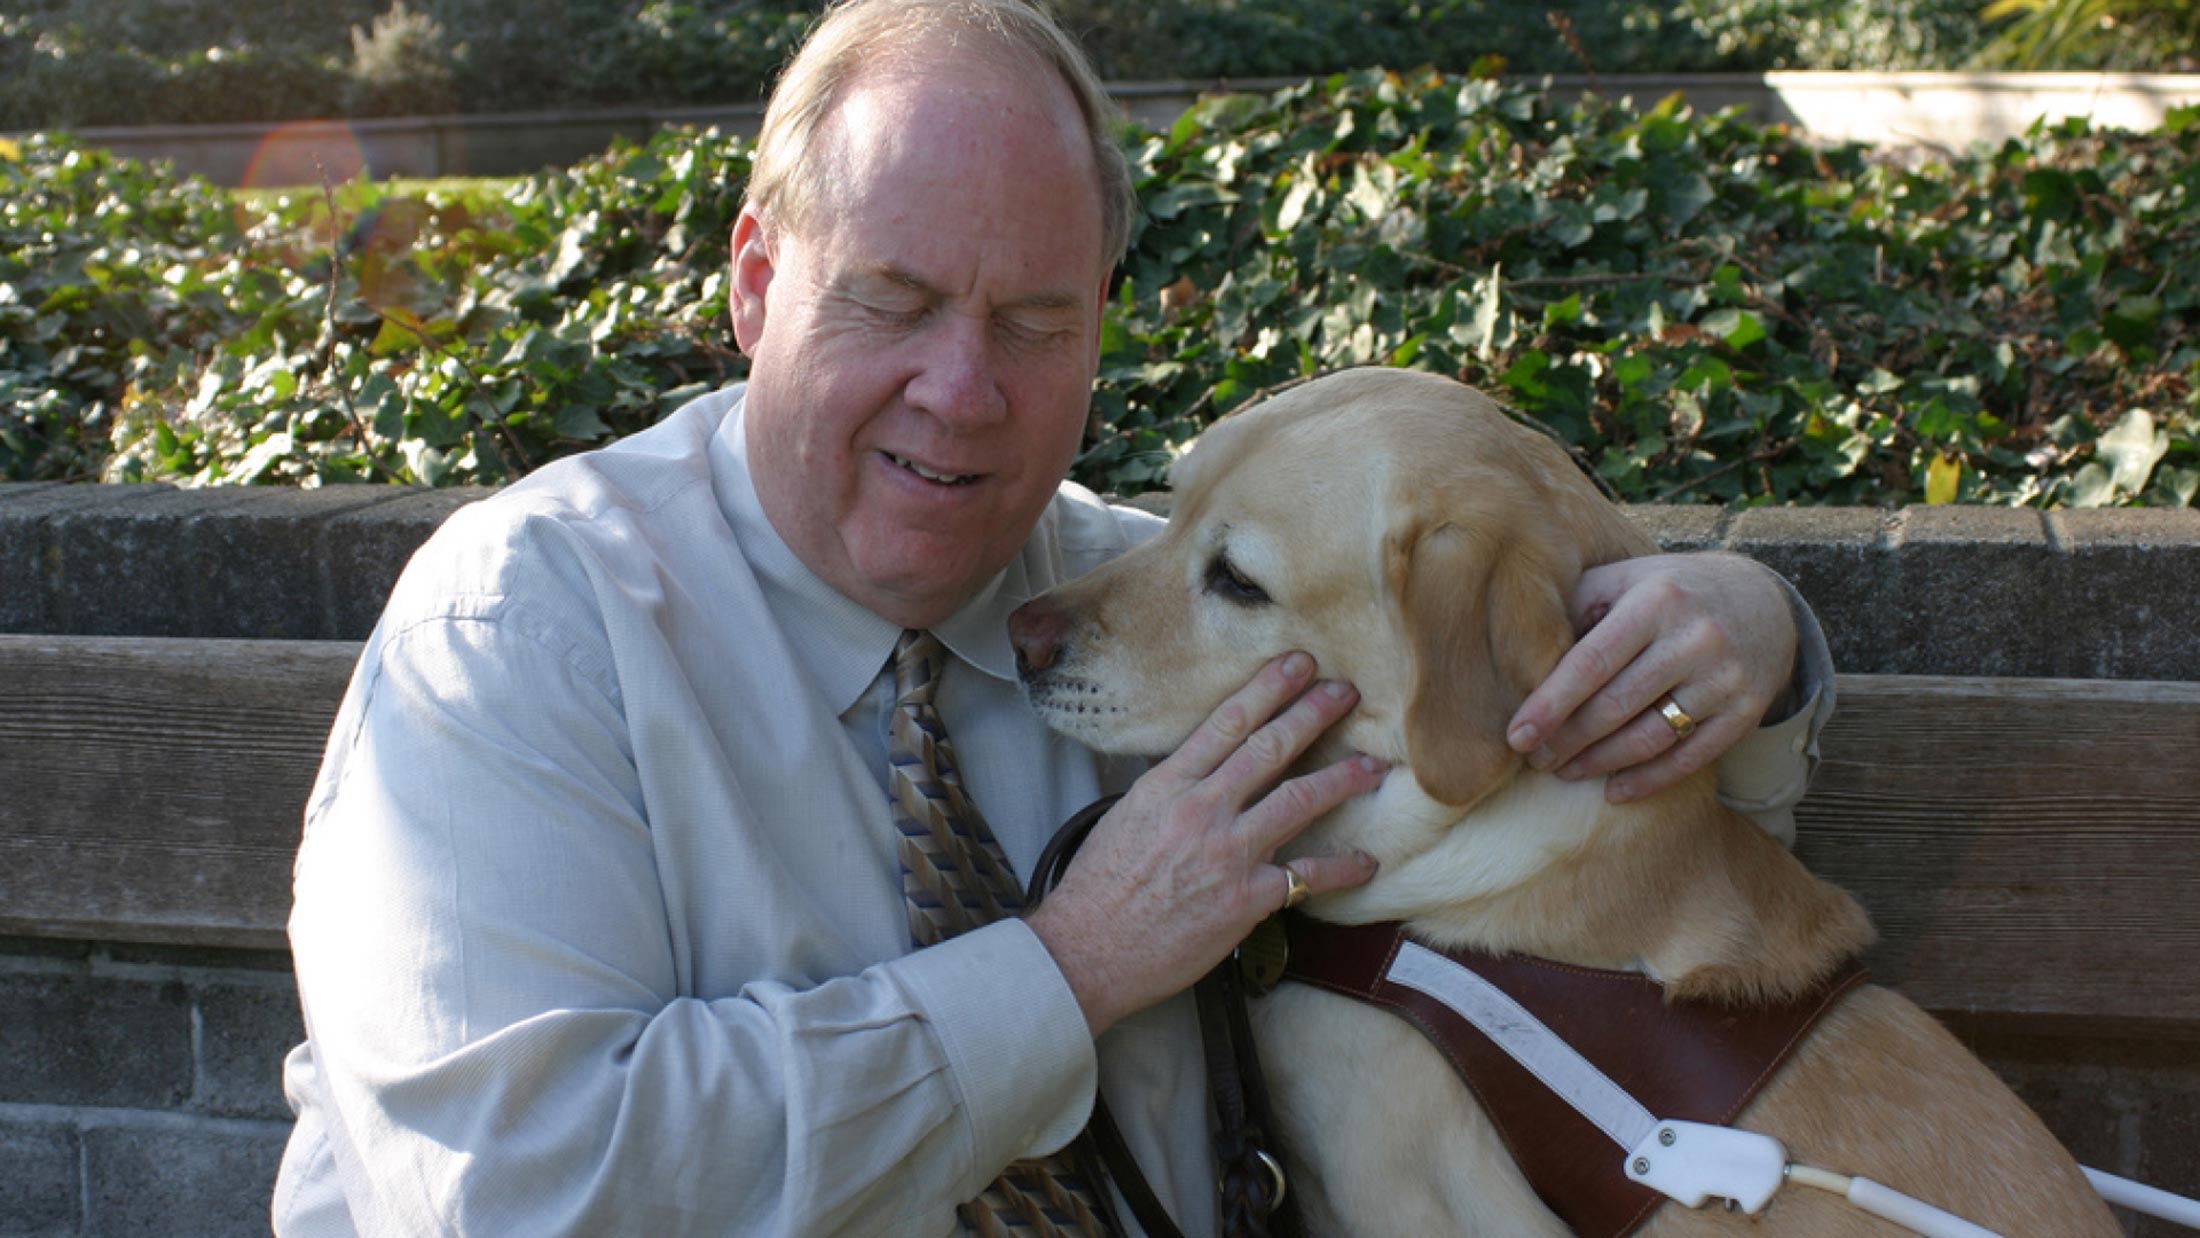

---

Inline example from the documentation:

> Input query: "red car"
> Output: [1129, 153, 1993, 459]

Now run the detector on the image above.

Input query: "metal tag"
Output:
[1237, 913, 1290, 995]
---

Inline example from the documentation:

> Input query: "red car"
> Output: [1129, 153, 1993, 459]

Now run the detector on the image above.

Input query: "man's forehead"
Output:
[822, 35, 1091, 171]
[783, 56, 1107, 295]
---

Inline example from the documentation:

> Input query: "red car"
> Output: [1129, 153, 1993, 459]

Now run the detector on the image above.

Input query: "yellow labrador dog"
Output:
[1013, 368, 2114, 1235]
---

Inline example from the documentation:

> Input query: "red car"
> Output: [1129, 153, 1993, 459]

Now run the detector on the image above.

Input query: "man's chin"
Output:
[840, 542, 1008, 628]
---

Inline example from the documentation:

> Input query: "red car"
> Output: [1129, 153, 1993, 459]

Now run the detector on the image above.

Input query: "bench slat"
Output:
[2, 637, 2195, 1035]
[1796, 673, 2200, 1037]
[0, 635, 355, 948]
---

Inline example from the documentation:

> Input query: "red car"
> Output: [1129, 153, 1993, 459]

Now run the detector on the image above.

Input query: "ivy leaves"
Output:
[5, 71, 2198, 508]
[1103, 71, 2199, 507]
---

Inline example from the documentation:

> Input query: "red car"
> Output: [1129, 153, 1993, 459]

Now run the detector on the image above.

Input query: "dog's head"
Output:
[1013, 367, 1654, 813]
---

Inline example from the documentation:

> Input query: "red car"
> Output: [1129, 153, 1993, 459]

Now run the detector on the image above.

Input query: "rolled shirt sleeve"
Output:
[1714, 567, 1838, 847]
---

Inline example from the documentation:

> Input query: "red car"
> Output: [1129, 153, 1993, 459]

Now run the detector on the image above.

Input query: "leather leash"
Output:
[1027, 795, 1303, 1238]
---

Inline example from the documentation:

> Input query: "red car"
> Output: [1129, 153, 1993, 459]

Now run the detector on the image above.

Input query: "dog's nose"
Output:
[1008, 597, 1067, 676]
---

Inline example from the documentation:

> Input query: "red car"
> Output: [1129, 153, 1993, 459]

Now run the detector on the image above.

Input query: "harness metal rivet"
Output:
[1633, 1158, 1650, 1176]
[1659, 1129, 1676, 1146]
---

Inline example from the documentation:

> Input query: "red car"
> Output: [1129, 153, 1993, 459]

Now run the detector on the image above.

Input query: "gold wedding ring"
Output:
[1281, 862, 1310, 910]
[1657, 695, 1697, 739]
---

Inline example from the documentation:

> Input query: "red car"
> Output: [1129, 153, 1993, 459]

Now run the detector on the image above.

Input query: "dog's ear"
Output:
[1394, 519, 1575, 807]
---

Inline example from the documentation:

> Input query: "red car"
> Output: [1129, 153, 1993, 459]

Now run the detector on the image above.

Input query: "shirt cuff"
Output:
[890, 919, 1098, 1183]
[1714, 566, 1838, 849]
[1715, 682, 1820, 847]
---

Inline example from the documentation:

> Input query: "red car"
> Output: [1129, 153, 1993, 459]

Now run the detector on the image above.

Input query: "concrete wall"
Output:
[3, 482, 2196, 1235]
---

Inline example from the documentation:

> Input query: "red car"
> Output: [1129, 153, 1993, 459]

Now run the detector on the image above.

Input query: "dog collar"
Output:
[1278, 914, 1866, 1237]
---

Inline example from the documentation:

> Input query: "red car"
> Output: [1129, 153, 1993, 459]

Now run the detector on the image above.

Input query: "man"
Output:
[274, 1, 1832, 1233]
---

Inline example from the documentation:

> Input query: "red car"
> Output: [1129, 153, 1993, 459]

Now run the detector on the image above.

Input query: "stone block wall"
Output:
[0, 938, 297, 1237]
[6, 483, 2198, 678]
[0, 482, 488, 642]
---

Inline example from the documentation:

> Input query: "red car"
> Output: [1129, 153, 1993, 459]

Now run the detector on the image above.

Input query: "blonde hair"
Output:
[745, 0, 1135, 266]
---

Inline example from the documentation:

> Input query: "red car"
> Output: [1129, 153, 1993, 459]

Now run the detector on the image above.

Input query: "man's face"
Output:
[731, 53, 1111, 629]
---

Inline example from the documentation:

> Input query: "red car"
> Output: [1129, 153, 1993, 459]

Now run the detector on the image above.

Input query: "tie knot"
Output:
[893, 629, 945, 707]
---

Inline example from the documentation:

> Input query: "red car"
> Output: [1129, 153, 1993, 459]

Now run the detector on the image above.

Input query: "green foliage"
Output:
[0, 0, 814, 128]
[1064, 0, 1736, 80]
[0, 135, 261, 482]
[1, 0, 2047, 131]
[1976, 0, 2200, 70]
[343, 1, 459, 117]
[1095, 72, 2200, 506]
[1675, 0, 1987, 69]
[6, 73, 2200, 507]
[1, 128, 748, 485]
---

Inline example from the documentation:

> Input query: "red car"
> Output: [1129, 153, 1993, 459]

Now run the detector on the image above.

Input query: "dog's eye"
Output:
[1205, 553, 1271, 606]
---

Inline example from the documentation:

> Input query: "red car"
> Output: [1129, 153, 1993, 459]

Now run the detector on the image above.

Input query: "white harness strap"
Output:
[1387, 942, 1658, 1152]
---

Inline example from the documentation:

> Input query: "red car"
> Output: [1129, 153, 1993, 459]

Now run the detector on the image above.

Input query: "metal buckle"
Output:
[1254, 1148, 1288, 1211]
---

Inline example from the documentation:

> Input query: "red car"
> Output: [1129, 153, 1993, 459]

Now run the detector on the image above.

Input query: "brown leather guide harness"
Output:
[1279, 914, 1868, 1237]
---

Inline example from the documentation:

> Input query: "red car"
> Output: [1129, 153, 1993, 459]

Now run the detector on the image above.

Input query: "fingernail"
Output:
[1354, 849, 1379, 872]
[1557, 760, 1586, 781]
[1529, 745, 1556, 771]
[1320, 679, 1352, 700]
[1355, 754, 1388, 776]
[1508, 723, 1539, 751]
[1607, 778, 1636, 804]
[1280, 652, 1314, 679]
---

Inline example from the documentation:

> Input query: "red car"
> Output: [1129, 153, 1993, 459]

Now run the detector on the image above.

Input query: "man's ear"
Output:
[1395, 519, 1574, 807]
[729, 206, 776, 354]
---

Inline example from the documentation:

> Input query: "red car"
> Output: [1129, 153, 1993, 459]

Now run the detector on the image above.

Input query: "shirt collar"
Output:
[711, 389, 1027, 714]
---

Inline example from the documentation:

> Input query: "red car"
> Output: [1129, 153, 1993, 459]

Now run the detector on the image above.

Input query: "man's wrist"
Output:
[1025, 898, 1134, 1039]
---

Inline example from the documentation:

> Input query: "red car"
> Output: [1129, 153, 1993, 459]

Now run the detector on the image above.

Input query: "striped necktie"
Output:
[888, 630, 1113, 1236]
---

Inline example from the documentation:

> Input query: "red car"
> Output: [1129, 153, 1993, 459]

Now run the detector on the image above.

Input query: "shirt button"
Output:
[1791, 736, 1807, 753]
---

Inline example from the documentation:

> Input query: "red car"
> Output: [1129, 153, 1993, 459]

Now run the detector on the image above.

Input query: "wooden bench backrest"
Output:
[3, 635, 2196, 1038]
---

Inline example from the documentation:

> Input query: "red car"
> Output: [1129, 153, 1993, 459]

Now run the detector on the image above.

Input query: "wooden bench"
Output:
[3, 633, 2197, 1224]
[5, 634, 2196, 1033]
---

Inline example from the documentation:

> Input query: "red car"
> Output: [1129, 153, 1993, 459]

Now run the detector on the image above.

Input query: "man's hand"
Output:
[1504, 553, 1800, 804]
[1025, 652, 1384, 1037]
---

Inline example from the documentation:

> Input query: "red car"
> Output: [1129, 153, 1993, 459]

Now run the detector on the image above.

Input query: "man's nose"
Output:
[1008, 596, 1068, 677]
[905, 315, 1007, 427]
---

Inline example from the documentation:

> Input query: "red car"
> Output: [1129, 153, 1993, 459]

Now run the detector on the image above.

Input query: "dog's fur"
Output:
[1015, 369, 2116, 1235]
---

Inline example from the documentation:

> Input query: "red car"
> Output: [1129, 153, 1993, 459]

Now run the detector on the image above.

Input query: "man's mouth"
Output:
[886, 451, 979, 486]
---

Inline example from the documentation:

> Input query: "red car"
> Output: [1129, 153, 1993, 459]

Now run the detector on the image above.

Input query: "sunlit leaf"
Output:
[1926, 453, 1962, 504]
[2096, 409, 2168, 497]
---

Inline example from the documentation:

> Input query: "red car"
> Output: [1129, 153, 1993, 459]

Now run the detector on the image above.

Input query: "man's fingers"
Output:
[1528, 655, 1682, 771]
[1159, 652, 1318, 780]
[1272, 849, 1380, 910]
[1238, 751, 1388, 856]
[1535, 648, 1746, 773]
[1563, 556, 1638, 634]
[1605, 711, 1754, 802]
[1202, 678, 1360, 804]
[1508, 611, 1654, 758]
